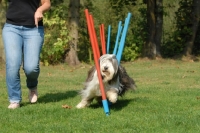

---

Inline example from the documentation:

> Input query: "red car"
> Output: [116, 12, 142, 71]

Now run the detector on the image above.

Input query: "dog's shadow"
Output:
[37, 90, 78, 103]
[110, 99, 133, 111]
[89, 98, 135, 111]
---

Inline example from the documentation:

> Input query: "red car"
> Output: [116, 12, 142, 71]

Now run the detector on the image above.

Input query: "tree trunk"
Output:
[65, 0, 80, 66]
[143, 0, 156, 59]
[183, 0, 200, 56]
[155, 0, 163, 57]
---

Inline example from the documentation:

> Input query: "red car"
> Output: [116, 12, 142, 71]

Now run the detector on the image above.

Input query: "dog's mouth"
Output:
[102, 70, 110, 76]
[102, 66, 110, 76]
[101, 69, 110, 80]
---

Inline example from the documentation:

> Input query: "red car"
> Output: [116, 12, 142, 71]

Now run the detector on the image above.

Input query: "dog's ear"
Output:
[98, 58, 100, 66]
[113, 68, 119, 80]
[112, 56, 119, 75]
[86, 66, 96, 82]
[108, 67, 119, 85]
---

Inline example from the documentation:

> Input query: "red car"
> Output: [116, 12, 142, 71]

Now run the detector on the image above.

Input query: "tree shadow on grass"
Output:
[38, 90, 78, 103]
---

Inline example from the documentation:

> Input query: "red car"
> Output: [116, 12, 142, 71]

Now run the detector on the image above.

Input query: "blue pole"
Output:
[106, 25, 111, 54]
[102, 99, 110, 116]
[116, 13, 131, 64]
[113, 21, 122, 55]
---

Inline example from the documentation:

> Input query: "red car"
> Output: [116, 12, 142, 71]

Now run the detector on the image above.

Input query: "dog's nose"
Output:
[104, 66, 108, 70]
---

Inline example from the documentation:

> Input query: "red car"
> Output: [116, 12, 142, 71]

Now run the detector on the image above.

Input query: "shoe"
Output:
[8, 102, 20, 109]
[29, 88, 38, 103]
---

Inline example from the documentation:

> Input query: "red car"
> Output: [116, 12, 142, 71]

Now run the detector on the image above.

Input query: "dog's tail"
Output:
[118, 65, 136, 96]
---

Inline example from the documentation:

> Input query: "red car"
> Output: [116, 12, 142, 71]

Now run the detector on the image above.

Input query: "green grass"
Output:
[0, 59, 200, 133]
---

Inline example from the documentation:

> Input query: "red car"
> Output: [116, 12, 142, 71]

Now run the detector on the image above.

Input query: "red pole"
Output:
[101, 24, 106, 54]
[84, 10, 97, 62]
[100, 24, 106, 55]
[89, 15, 100, 59]
[100, 25, 103, 54]
[85, 9, 107, 100]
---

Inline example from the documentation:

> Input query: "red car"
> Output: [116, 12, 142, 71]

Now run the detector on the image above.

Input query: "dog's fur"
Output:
[76, 54, 136, 108]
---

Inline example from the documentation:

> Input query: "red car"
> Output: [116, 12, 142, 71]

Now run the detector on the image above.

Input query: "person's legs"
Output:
[22, 26, 44, 103]
[2, 23, 23, 105]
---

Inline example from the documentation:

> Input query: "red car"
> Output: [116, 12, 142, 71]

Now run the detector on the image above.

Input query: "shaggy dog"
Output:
[76, 54, 136, 108]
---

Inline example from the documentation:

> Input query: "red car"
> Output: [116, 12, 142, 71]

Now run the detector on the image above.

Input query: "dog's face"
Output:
[99, 54, 119, 82]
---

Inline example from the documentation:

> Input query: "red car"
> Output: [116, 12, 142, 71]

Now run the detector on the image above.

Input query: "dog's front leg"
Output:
[76, 86, 96, 109]
[106, 89, 118, 103]
[76, 98, 93, 109]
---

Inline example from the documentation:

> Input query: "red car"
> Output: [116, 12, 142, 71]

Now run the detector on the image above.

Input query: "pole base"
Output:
[102, 99, 110, 116]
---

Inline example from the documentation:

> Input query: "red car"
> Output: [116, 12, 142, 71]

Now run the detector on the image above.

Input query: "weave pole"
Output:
[106, 25, 111, 54]
[100, 24, 106, 55]
[85, 9, 110, 116]
[113, 21, 122, 55]
[116, 13, 132, 64]
[89, 15, 100, 59]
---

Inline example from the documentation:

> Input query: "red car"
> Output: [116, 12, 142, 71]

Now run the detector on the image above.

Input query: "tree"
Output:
[65, 0, 80, 66]
[183, 0, 200, 56]
[155, 0, 163, 57]
[143, 0, 163, 58]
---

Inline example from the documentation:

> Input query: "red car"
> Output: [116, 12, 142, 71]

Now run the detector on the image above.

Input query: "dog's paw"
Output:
[76, 102, 88, 109]
[76, 100, 90, 109]
[76, 103, 86, 109]
[106, 90, 118, 103]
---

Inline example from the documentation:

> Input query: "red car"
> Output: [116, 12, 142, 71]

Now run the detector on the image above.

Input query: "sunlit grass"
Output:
[0, 59, 200, 132]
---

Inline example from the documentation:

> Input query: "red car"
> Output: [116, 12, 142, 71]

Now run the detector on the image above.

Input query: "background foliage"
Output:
[41, 0, 69, 65]
[162, 0, 200, 57]
[7, 0, 197, 64]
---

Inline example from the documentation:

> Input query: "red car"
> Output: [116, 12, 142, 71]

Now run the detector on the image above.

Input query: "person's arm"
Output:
[34, 0, 51, 27]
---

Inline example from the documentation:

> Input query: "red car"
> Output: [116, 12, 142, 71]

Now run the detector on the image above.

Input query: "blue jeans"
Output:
[2, 23, 44, 103]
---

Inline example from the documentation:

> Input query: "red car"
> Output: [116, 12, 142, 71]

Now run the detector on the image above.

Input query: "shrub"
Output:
[41, 4, 69, 65]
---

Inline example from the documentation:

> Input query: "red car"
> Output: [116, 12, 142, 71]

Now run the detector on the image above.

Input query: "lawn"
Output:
[0, 59, 200, 133]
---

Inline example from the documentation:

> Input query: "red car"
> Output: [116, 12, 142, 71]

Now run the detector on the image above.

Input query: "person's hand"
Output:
[34, 9, 43, 28]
